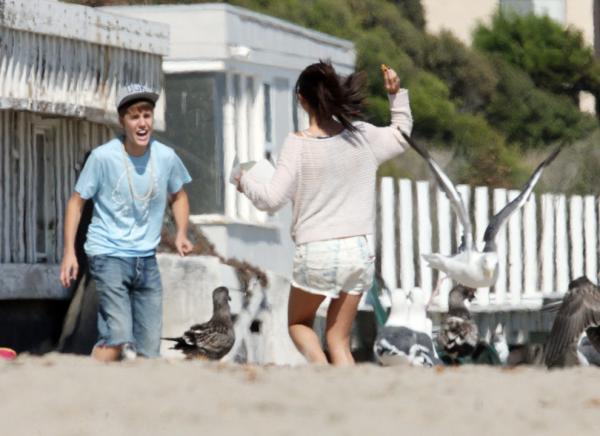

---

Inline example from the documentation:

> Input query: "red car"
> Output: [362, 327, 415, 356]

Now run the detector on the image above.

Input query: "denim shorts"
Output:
[292, 235, 375, 298]
[88, 255, 163, 358]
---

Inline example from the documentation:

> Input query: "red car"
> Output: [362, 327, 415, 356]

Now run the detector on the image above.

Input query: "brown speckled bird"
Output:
[544, 276, 600, 368]
[162, 286, 235, 360]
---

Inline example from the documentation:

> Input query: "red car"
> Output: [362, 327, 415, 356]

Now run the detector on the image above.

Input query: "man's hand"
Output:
[381, 64, 401, 94]
[60, 251, 79, 288]
[175, 232, 193, 257]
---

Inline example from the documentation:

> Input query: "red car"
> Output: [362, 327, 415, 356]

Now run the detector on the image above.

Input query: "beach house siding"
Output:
[0, 0, 169, 298]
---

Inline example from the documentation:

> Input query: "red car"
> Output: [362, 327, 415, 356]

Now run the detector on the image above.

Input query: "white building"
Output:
[101, 3, 356, 277]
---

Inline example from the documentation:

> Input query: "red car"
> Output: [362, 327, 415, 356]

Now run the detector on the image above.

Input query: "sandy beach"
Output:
[2, 354, 599, 436]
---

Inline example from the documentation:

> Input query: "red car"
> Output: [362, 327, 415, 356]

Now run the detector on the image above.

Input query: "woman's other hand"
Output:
[381, 64, 400, 94]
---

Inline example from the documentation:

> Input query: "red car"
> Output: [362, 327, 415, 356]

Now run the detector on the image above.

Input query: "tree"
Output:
[473, 11, 600, 100]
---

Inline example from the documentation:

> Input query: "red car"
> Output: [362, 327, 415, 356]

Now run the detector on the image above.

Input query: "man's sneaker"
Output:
[120, 343, 137, 361]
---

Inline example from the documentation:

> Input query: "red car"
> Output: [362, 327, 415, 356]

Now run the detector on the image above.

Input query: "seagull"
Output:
[544, 276, 600, 368]
[491, 324, 509, 365]
[401, 131, 562, 289]
[437, 285, 479, 363]
[374, 288, 440, 367]
[162, 287, 235, 360]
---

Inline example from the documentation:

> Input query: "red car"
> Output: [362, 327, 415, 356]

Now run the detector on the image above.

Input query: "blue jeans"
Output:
[88, 255, 163, 358]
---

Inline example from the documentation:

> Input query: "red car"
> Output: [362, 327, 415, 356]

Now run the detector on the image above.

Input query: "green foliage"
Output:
[424, 31, 498, 112]
[473, 11, 600, 98]
[484, 57, 597, 148]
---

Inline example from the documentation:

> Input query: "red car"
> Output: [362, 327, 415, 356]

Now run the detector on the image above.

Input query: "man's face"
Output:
[120, 102, 154, 148]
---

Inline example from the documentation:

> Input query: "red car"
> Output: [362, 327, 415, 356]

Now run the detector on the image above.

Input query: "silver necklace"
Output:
[121, 143, 155, 202]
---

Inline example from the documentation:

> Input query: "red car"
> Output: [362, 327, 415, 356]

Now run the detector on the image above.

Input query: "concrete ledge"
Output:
[0, 264, 67, 300]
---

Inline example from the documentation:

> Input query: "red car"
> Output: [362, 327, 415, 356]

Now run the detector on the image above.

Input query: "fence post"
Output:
[399, 179, 415, 291]
[523, 194, 538, 299]
[541, 193, 555, 295]
[584, 195, 597, 282]
[436, 189, 452, 309]
[493, 188, 508, 304]
[380, 177, 397, 290]
[508, 190, 523, 306]
[570, 195, 584, 279]
[555, 195, 569, 294]
[416, 181, 432, 301]
[474, 186, 490, 306]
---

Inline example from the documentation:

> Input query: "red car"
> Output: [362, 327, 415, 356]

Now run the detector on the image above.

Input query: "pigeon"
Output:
[162, 287, 235, 360]
[401, 131, 562, 289]
[437, 285, 479, 363]
[374, 288, 440, 367]
[544, 276, 600, 368]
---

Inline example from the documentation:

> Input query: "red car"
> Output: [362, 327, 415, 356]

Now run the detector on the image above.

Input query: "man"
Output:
[60, 84, 193, 361]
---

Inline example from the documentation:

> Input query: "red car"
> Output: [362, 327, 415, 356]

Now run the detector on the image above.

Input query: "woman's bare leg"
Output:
[325, 292, 361, 366]
[288, 286, 328, 364]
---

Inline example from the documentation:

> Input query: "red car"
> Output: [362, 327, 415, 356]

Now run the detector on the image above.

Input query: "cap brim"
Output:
[117, 92, 159, 111]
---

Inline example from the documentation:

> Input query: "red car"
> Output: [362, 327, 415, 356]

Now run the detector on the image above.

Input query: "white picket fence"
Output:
[378, 177, 598, 312]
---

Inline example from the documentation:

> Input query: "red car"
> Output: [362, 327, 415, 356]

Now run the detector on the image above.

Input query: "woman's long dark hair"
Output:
[295, 60, 366, 132]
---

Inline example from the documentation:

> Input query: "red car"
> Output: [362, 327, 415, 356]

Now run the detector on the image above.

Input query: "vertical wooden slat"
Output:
[569, 195, 584, 280]
[0, 113, 4, 262]
[584, 195, 597, 282]
[398, 179, 414, 291]
[493, 188, 508, 304]
[437, 189, 452, 309]
[223, 73, 236, 218]
[235, 74, 251, 221]
[16, 112, 26, 262]
[380, 177, 397, 290]
[2, 112, 10, 261]
[416, 181, 432, 301]
[541, 194, 555, 295]
[555, 195, 569, 294]
[523, 194, 538, 298]
[507, 190, 522, 305]
[455, 184, 471, 249]
[474, 186, 490, 305]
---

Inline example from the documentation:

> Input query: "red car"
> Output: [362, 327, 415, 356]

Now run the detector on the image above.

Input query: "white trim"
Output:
[190, 214, 279, 230]
[163, 60, 227, 73]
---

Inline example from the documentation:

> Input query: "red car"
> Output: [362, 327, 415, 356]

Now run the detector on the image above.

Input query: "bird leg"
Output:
[427, 275, 448, 309]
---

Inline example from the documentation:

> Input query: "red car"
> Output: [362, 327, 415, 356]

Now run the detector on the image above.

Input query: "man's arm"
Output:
[170, 189, 193, 256]
[60, 192, 86, 288]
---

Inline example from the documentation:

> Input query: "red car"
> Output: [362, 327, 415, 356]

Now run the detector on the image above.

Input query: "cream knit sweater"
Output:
[241, 90, 413, 244]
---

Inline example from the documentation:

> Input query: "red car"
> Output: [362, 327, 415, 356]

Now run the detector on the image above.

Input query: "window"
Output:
[157, 73, 224, 215]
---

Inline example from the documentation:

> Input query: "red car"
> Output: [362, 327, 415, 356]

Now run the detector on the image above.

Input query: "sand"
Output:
[2, 354, 599, 436]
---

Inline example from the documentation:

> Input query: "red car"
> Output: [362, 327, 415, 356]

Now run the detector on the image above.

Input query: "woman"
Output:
[237, 60, 412, 366]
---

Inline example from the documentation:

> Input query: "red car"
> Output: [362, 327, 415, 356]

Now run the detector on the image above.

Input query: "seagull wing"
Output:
[401, 132, 472, 250]
[483, 145, 562, 252]
[544, 277, 600, 367]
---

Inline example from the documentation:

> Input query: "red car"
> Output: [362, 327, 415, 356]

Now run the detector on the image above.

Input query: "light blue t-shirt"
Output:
[75, 137, 192, 257]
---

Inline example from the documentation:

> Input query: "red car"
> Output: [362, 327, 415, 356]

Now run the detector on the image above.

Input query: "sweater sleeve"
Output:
[366, 89, 413, 164]
[240, 137, 297, 213]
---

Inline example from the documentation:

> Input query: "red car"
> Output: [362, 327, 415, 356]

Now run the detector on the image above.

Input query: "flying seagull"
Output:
[544, 276, 600, 368]
[162, 286, 235, 360]
[374, 288, 440, 367]
[401, 131, 562, 289]
[437, 285, 479, 363]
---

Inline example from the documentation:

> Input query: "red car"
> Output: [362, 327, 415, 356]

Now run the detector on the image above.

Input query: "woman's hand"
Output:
[234, 171, 245, 193]
[381, 64, 400, 94]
